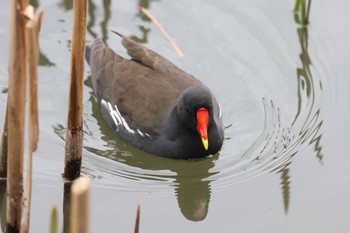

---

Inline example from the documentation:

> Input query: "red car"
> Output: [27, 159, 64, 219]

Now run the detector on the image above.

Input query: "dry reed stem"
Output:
[1, 6, 43, 179]
[140, 7, 184, 57]
[50, 204, 58, 233]
[35, 9, 44, 34]
[19, 7, 43, 233]
[134, 205, 140, 233]
[0, 179, 7, 221]
[63, 182, 73, 233]
[18, 0, 28, 11]
[24, 7, 42, 151]
[7, 0, 28, 231]
[64, 0, 87, 181]
[70, 177, 91, 233]
[0, 106, 8, 178]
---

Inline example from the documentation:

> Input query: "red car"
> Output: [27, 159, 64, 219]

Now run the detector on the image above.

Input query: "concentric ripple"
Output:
[78, 1, 328, 195]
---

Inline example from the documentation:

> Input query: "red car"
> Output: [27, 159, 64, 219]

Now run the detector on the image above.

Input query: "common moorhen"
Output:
[86, 34, 224, 159]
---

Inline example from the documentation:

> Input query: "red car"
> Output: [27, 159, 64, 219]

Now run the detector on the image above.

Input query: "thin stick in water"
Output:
[134, 205, 141, 233]
[140, 7, 184, 57]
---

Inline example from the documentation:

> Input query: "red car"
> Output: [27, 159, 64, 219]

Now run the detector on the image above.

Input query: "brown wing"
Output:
[121, 35, 177, 71]
[89, 38, 206, 135]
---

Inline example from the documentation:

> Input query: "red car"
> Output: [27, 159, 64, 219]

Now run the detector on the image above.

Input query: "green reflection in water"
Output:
[65, 0, 154, 44]
[279, 1, 324, 214]
[129, 0, 158, 43]
[293, 0, 324, 163]
[129, 26, 151, 44]
[101, 0, 111, 43]
[136, 0, 153, 22]
[39, 51, 55, 67]
[87, 0, 98, 39]
[86, 0, 111, 44]
[174, 161, 215, 221]
[83, 76, 217, 221]
[293, 23, 324, 164]
[30, 0, 39, 8]
[279, 166, 291, 214]
[294, 0, 312, 25]
[0, 180, 6, 233]
[58, 0, 73, 11]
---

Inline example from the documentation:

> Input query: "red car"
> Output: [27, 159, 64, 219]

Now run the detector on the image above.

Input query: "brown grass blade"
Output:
[140, 7, 184, 57]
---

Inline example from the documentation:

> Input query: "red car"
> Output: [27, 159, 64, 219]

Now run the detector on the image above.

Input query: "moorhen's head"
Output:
[176, 86, 214, 150]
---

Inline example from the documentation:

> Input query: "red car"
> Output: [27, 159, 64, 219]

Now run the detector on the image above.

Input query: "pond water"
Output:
[1, 0, 350, 232]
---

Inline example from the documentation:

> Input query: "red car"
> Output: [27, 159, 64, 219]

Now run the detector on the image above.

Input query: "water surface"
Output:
[0, 0, 350, 232]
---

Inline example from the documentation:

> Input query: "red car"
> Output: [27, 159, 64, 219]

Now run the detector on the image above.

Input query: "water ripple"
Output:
[67, 0, 326, 196]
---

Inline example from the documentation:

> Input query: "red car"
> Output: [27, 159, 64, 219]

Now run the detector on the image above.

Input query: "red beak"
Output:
[196, 108, 209, 150]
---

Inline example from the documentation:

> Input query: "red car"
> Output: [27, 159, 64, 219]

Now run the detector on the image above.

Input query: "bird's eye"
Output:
[186, 107, 192, 114]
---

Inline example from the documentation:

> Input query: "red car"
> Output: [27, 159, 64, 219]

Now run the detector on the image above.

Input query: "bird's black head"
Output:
[176, 86, 213, 150]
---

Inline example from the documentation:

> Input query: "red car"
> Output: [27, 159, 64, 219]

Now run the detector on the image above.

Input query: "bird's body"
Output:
[86, 35, 224, 159]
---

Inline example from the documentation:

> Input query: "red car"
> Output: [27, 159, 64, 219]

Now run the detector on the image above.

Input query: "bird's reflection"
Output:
[174, 165, 214, 221]
[84, 77, 216, 221]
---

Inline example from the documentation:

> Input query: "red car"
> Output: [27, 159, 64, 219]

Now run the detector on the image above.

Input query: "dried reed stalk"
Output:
[70, 177, 91, 233]
[134, 205, 141, 233]
[0, 106, 8, 178]
[64, 0, 87, 181]
[50, 204, 58, 233]
[63, 182, 72, 233]
[140, 7, 184, 57]
[6, 0, 28, 231]
[0, 179, 7, 223]
[1, 0, 32, 179]
[19, 7, 44, 233]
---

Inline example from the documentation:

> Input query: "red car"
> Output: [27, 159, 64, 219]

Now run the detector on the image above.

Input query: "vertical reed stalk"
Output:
[63, 182, 72, 233]
[0, 179, 7, 232]
[134, 205, 140, 233]
[7, 0, 28, 231]
[64, 0, 87, 181]
[50, 205, 58, 233]
[20, 7, 43, 233]
[0, 107, 8, 178]
[305, 0, 312, 24]
[70, 177, 90, 233]
[294, 0, 312, 25]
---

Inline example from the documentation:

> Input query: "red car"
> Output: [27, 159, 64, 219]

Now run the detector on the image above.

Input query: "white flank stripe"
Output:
[137, 129, 144, 137]
[114, 104, 135, 134]
[110, 104, 122, 124]
[101, 99, 150, 137]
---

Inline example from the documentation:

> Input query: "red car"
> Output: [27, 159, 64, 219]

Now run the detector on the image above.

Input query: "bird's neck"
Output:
[161, 107, 184, 140]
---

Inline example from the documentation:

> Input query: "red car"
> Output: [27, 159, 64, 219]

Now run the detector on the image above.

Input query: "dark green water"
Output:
[0, 0, 349, 232]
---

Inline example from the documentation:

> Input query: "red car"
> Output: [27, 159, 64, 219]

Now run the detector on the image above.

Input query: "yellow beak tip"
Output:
[201, 138, 209, 150]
